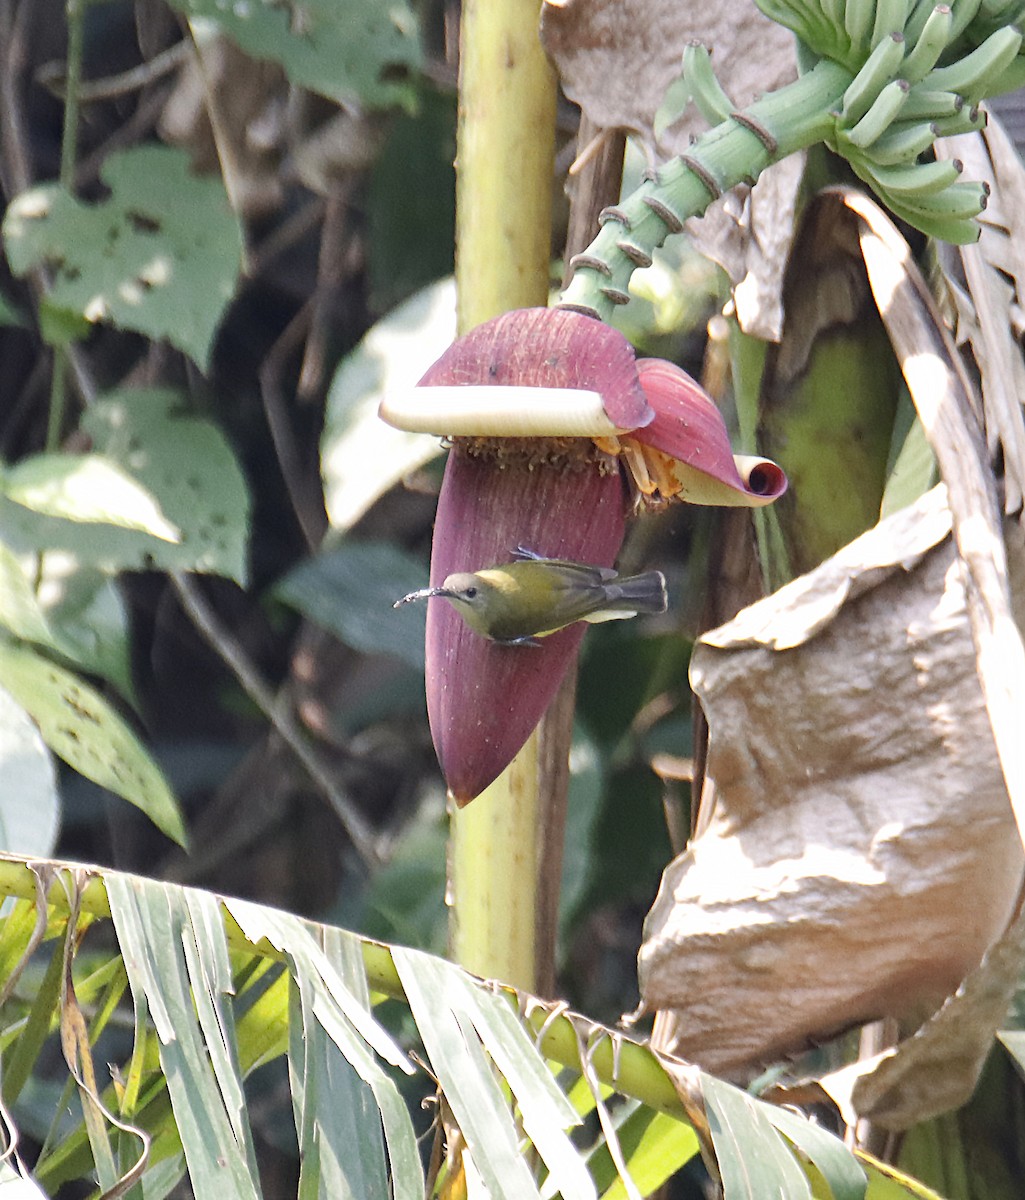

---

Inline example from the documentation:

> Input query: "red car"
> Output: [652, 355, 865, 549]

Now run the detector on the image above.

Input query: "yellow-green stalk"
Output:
[455, 0, 557, 333]
[449, 0, 558, 990]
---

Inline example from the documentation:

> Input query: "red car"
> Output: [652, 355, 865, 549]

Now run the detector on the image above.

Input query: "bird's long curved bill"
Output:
[394, 587, 451, 608]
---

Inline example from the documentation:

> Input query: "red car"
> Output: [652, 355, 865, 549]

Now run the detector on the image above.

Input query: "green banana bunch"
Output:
[560, 0, 1025, 319]
[756, 0, 1025, 72]
[687, 0, 1025, 243]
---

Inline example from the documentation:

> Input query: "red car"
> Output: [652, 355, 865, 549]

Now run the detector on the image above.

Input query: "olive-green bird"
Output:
[395, 546, 667, 646]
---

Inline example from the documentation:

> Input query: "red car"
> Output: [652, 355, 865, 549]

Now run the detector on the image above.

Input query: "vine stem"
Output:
[46, 0, 88, 451]
[169, 573, 384, 870]
[58, 0, 84, 190]
[559, 58, 851, 322]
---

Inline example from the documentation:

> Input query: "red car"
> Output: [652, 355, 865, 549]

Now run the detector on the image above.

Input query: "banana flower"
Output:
[381, 307, 786, 804]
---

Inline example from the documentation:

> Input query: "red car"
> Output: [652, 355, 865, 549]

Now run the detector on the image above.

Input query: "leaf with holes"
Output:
[2, 146, 243, 369]
[34, 553, 137, 703]
[80, 387, 251, 584]
[0, 641, 186, 846]
[171, 0, 421, 111]
[0, 391, 249, 581]
[1, 454, 180, 542]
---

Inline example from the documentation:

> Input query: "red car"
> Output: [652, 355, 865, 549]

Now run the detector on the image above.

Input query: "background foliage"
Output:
[0, 0, 1024, 1196]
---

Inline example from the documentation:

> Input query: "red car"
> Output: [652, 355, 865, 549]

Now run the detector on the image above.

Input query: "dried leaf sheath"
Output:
[641, 488, 1025, 1079]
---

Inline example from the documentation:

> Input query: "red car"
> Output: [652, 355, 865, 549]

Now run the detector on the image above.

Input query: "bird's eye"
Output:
[464, 586, 478, 598]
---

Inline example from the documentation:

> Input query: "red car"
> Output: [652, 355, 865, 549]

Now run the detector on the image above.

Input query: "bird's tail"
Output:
[603, 570, 667, 615]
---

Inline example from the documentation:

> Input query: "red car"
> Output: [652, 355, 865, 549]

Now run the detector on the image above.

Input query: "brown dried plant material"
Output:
[694, 155, 807, 343]
[936, 112, 1025, 515]
[815, 895, 1025, 1129]
[542, 0, 697, 145]
[541, 0, 794, 151]
[644, 190, 1025, 1126]
[639, 485, 1025, 1078]
[160, 32, 385, 218]
[846, 188, 1025, 859]
[160, 34, 287, 219]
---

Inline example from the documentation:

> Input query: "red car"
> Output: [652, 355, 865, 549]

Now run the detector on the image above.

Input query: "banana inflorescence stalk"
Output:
[560, 0, 1025, 321]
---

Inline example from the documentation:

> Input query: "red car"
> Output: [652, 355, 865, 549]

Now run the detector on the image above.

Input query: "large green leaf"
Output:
[0, 391, 250, 582]
[393, 946, 594, 1200]
[226, 901, 423, 1200]
[288, 938, 390, 1200]
[321, 277, 453, 532]
[0, 495, 185, 578]
[393, 948, 545, 1200]
[172, 0, 421, 110]
[589, 1105, 700, 1199]
[81, 387, 251, 584]
[766, 1103, 867, 1200]
[107, 878, 262, 1200]
[1, 454, 180, 541]
[275, 539, 428, 669]
[0, 543, 133, 699]
[704, 1076, 812, 1200]
[880, 405, 939, 520]
[30, 554, 136, 702]
[2, 146, 243, 369]
[0, 685, 58, 856]
[0, 642, 185, 845]
[0, 541, 64, 652]
[0, 861, 943, 1200]
[1, 936, 63, 1107]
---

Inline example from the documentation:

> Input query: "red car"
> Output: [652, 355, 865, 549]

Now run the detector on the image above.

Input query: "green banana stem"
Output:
[559, 59, 851, 321]
[449, 0, 558, 995]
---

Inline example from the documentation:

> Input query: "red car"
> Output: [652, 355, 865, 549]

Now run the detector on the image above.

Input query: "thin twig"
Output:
[0, 1, 99, 429]
[298, 182, 351, 402]
[249, 194, 326, 279]
[0, 0, 35, 197]
[74, 83, 169, 191]
[37, 38, 188, 103]
[169, 572, 384, 869]
[46, 0, 90, 448]
[183, 23, 251, 273]
[258, 300, 327, 551]
[162, 741, 292, 885]
[57, 0, 84, 189]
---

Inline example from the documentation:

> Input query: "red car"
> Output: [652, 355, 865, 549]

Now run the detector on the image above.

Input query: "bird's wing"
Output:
[511, 545, 617, 582]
